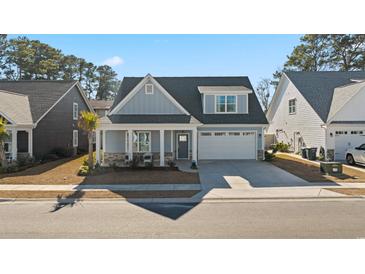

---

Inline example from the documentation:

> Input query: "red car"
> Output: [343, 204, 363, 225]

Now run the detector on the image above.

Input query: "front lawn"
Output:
[0, 155, 200, 185]
[0, 190, 199, 199]
[271, 153, 365, 183]
[325, 188, 365, 196]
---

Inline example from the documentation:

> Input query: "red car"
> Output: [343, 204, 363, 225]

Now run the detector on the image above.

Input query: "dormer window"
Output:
[215, 95, 237, 113]
[145, 84, 154, 94]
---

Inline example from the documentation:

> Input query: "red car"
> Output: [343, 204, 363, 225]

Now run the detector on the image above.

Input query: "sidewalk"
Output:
[1, 183, 365, 203]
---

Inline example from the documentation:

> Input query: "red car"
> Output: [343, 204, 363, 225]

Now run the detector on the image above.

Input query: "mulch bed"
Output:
[0, 155, 200, 185]
[0, 190, 199, 199]
[271, 154, 365, 183]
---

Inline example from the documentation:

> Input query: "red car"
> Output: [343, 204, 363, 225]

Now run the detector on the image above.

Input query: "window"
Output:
[179, 135, 187, 142]
[229, 132, 240, 136]
[289, 99, 296, 114]
[201, 132, 212, 136]
[73, 103, 79, 120]
[359, 144, 365, 150]
[145, 84, 154, 94]
[4, 141, 11, 160]
[73, 130, 78, 147]
[214, 132, 226, 136]
[137, 131, 151, 152]
[215, 95, 237, 113]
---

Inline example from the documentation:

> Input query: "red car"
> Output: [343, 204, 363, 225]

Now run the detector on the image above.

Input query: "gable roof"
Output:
[0, 80, 93, 125]
[110, 76, 268, 125]
[327, 80, 365, 122]
[0, 90, 33, 125]
[285, 71, 365, 122]
[90, 99, 113, 110]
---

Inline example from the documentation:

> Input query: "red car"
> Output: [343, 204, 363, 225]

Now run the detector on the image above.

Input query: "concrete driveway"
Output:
[198, 160, 332, 190]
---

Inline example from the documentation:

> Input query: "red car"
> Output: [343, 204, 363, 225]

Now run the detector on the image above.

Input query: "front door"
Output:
[178, 133, 189, 159]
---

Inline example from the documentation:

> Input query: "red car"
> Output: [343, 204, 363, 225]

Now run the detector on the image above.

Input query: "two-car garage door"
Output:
[198, 131, 256, 160]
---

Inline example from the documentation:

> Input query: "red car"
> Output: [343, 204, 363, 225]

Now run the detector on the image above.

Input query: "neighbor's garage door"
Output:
[198, 131, 256, 160]
[334, 130, 365, 161]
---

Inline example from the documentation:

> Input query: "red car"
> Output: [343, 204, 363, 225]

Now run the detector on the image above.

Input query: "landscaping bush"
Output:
[78, 165, 89, 176]
[190, 160, 198, 170]
[51, 147, 73, 158]
[264, 151, 276, 161]
[16, 154, 34, 167]
[42, 153, 59, 162]
[271, 142, 290, 153]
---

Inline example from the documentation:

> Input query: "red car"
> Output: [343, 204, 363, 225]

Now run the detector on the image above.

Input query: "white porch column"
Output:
[192, 128, 197, 163]
[95, 129, 101, 163]
[128, 129, 133, 160]
[27, 129, 33, 157]
[160, 129, 165, 166]
[11, 129, 17, 161]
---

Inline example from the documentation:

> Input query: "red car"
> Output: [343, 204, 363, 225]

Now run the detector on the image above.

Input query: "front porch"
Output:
[3, 126, 33, 162]
[95, 125, 198, 167]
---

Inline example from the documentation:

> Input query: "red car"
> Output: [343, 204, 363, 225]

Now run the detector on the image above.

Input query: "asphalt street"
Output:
[1, 199, 365, 238]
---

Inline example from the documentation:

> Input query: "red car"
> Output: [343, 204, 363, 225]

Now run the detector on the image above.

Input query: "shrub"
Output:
[190, 160, 198, 170]
[51, 147, 73, 158]
[78, 165, 89, 176]
[16, 154, 34, 167]
[42, 154, 59, 162]
[264, 151, 276, 161]
[168, 160, 176, 168]
[271, 142, 290, 153]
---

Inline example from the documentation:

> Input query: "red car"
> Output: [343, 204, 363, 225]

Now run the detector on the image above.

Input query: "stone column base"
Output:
[257, 149, 264, 160]
[326, 149, 334, 161]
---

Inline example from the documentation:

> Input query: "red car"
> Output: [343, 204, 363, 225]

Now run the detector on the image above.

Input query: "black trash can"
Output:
[307, 147, 317, 160]
[301, 147, 308, 159]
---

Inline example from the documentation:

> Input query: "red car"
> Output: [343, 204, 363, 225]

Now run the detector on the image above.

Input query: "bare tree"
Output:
[256, 78, 271, 113]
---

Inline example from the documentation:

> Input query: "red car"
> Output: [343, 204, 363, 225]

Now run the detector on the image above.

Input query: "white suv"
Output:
[346, 144, 365, 165]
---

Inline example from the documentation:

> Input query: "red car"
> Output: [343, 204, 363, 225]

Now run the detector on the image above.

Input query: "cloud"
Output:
[103, 56, 124, 67]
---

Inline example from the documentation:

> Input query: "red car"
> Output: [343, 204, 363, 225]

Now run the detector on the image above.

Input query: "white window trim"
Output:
[145, 84, 154, 95]
[214, 95, 238, 114]
[136, 131, 151, 153]
[289, 98, 296, 115]
[73, 130, 78, 147]
[73, 102, 79, 120]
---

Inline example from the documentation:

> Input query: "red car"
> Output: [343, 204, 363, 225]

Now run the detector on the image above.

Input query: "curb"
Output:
[1, 195, 364, 204]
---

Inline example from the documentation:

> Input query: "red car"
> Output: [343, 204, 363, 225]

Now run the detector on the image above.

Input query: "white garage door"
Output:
[334, 130, 365, 161]
[198, 131, 256, 160]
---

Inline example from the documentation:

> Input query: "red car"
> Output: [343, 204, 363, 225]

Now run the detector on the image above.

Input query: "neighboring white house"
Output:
[96, 74, 268, 167]
[266, 71, 365, 161]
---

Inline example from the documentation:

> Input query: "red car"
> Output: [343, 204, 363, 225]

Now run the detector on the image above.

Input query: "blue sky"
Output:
[9, 34, 301, 88]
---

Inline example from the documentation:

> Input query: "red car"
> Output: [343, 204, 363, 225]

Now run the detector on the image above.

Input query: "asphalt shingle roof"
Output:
[90, 99, 113, 110]
[103, 114, 192, 124]
[110, 76, 268, 124]
[0, 80, 77, 122]
[285, 71, 365, 122]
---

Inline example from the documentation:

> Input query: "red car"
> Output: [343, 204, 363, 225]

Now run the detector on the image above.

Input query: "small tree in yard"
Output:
[0, 117, 9, 168]
[78, 111, 98, 168]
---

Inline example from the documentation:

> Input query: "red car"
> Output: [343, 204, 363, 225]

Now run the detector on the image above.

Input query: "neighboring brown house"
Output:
[90, 99, 113, 117]
[0, 80, 94, 160]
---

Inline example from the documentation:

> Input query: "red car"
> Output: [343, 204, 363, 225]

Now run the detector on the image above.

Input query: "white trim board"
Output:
[109, 74, 191, 116]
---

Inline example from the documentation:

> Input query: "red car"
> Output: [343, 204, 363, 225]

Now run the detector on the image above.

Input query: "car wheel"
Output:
[346, 154, 355, 165]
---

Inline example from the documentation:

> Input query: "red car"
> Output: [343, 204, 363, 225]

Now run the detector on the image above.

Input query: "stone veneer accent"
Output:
[257, 149, 264, 160]
[103, 152, 127, 167]
[103, 152, 174, 167]
[326, 149, 335, 162]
